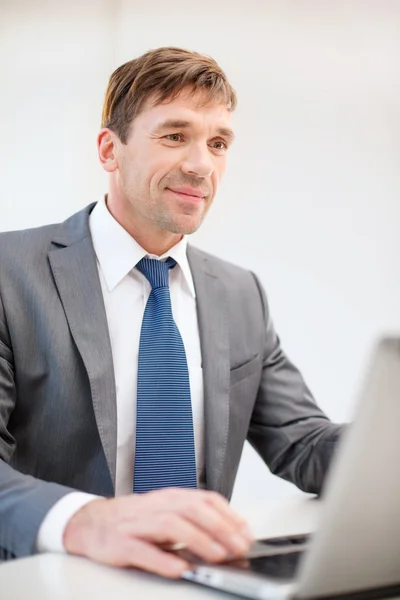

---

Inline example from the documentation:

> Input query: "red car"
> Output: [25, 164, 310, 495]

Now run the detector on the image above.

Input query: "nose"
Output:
[181, 144, 214, 178]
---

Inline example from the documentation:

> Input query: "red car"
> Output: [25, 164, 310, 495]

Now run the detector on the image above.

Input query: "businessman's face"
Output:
[100, 87, 234, 239]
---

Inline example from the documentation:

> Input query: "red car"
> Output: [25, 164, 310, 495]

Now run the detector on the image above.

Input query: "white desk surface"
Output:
[0, 492, 320, 600]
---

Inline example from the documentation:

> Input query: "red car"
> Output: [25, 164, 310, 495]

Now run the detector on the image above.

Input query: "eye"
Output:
[210, 139, 228, 152]
[164, 133, 184, 142]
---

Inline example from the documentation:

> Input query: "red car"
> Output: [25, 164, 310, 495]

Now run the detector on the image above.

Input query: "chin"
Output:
[166, 215, 204, 235]
[168, 224, 200, 236]
[181, 219, 204, 235]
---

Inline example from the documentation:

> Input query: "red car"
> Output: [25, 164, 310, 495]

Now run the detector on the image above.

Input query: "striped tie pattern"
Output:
[133, 257, 197, 493]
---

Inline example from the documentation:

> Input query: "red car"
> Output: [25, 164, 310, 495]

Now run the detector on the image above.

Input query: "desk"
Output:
[0, 492, 319, 600]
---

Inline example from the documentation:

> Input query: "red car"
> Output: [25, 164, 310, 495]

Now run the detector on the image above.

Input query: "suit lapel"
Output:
[48, 205, 117, 489]
[187, 247, 230, 493]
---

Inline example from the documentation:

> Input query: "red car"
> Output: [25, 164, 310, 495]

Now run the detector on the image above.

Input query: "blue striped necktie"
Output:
[133, 257, 197, 493]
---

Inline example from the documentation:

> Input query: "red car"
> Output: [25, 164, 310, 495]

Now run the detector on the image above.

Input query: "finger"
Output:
[146, 488, 251, 536]
[92, 536, 190, 579]
[125, 513, 229, 563]
[137, 489, 253, 556]
[125, 540, 190, 579]
[179, 500, 252, 557]
[203, 491, 252, 536]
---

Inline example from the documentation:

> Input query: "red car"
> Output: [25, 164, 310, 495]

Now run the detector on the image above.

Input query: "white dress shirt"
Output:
[37, 197, 204, 552]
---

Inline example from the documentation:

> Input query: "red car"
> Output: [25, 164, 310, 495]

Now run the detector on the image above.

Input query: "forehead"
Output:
[137, 88, 232, 130]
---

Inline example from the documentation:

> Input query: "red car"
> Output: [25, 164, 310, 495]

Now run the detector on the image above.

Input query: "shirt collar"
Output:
[89, 197, 196, 297]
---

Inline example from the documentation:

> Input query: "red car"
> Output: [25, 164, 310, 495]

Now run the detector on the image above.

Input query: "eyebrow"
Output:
[154, 119, 236, 143]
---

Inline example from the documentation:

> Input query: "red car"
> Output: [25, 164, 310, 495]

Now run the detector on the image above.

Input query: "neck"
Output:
[105, 194, 183, 256]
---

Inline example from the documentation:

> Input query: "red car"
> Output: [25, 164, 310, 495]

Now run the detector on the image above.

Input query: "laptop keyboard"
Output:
[247, 534, 309, 558]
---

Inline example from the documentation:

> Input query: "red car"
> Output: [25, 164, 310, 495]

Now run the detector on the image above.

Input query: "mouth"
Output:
[166, 187, 207, 203]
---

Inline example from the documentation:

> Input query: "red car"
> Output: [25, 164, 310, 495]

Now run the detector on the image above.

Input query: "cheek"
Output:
[151, 157, 181, 188]
[211, 169, 223, 194]
[218, 157, 228, 177]
[150, 167, 167, 188]
[213, 158, 227, 185]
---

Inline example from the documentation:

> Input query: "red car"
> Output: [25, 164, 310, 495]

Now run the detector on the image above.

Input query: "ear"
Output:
[97, 128, 119, 173]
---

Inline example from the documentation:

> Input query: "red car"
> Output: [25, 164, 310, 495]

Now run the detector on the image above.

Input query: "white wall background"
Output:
[1, 0, 400, 509]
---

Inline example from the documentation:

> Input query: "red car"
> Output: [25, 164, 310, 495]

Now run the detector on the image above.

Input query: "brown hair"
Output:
[101, 47, 237, 143]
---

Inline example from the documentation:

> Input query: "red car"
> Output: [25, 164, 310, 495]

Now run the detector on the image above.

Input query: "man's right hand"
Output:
[63, 488, 253, 578]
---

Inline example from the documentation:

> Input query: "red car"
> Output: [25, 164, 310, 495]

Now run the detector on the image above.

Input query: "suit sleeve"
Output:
[0, 293, 75, 559]
[247, 273, 345, 494]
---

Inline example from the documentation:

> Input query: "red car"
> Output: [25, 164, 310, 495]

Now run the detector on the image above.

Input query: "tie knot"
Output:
[136, 257, 176, 289]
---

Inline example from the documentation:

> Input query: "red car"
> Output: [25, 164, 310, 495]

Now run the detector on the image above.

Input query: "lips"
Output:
[167, 187, 206, 199]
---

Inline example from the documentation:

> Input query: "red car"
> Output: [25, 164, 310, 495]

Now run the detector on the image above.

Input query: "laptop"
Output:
[181, 336, 400, 599]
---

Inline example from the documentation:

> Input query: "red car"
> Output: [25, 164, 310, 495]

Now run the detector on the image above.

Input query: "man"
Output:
[0, 47, 343, 577]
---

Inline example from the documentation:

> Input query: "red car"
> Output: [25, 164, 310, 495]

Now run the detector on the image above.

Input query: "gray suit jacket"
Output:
[0, 204, 343, 559]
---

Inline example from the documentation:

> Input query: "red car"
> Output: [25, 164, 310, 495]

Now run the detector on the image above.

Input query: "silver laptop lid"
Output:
[296, 336, 400, 598]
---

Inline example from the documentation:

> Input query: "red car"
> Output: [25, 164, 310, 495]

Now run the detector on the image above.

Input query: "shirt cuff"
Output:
[36, 492, 100, 553]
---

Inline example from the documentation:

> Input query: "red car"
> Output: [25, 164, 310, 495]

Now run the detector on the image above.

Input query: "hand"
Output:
[63, 488, 253, 578]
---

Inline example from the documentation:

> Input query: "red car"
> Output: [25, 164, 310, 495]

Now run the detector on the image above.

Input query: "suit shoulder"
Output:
[188, 245, 256, 281]
[188, 246, 268, 324]
[0, 221, 59, 243]
[0, 222, 61, 265]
